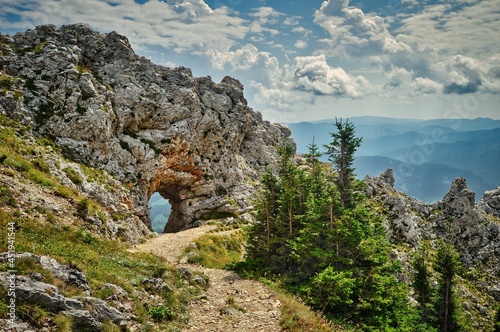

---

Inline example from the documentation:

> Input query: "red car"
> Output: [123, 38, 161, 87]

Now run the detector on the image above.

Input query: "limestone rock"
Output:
[437, 177, 476, 217]
[0, 252, 90, 292]
[61, 310, 101, 332]
[0, 24, 291, 233]
[478, 186, 500, 218]
[0, 320, 35, 332]
[0, 273, 84, 312]
[80, 297, 126, 325]
[365, 169, 500, 303]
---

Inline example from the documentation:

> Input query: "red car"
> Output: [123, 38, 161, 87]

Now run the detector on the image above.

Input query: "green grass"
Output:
[277, 290, 346, 331]
[0, 184, 16, 206]
[54, 184, 79, 199]
[63, 166, 83, 185]
[0, 73, 14, 89]
[185, 231, 246, 269]
[81, 164, 109, 184]
[0, 209, 191, 329]
[0, 115, 57, 188]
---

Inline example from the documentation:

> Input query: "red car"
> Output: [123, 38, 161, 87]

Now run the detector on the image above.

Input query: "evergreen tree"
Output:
[244, 125, 424, 331]
[412, 241, 434, 325]
[246, 140, 304, 274]
[323, 118, 362, 208]
[433, 240, 462, 332]
[276, 141, 300, 238]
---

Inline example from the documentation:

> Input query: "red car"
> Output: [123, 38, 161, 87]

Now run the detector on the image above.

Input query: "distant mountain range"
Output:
[288, 117, 500, 203]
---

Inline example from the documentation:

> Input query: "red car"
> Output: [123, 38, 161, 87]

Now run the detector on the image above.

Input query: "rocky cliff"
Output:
[365, 169, 500, 327]
[0, 23, 292, 233]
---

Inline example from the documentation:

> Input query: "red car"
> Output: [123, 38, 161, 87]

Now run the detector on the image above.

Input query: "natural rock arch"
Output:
[0, 24, 293, 233]
[146, 136, 204, 233]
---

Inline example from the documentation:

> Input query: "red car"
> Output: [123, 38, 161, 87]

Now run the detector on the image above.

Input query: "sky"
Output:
[0, 0, 499, 123]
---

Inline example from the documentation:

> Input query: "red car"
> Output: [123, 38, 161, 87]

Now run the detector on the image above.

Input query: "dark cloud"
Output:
[443, 80, 481, 94]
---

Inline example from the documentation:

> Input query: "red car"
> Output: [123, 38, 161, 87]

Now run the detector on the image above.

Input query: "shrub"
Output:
[147, 305, 174, 322]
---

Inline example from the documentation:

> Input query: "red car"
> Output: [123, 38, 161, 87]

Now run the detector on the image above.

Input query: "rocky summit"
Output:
[0, 23, 292, 233]
[365, 169, 500, 304]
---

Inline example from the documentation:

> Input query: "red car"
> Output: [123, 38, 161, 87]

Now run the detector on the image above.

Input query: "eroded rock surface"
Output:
[365, 170, 500, 302]
[0, 24, 292, 232]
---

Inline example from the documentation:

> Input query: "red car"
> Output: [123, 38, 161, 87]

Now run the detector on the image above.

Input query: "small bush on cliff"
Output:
[147, 305, 175, 322]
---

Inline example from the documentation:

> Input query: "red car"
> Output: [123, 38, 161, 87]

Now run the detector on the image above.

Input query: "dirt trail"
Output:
[130, 226, 282, 332]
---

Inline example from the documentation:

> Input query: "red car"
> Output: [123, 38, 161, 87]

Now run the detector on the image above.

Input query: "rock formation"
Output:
[365, 170, 500, 303]
[0, 23, 292, 232]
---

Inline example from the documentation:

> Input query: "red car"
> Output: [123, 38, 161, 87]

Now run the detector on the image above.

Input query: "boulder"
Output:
[478, 186, 500, 218]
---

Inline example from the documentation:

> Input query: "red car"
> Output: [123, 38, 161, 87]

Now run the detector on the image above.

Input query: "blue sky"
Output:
[1, 0, 499, 123]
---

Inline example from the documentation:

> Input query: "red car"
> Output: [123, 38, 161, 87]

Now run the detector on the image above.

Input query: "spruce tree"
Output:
[433, 240, 462, 332]
[323, 118, 362, 208]
[412, 241, 433, 325]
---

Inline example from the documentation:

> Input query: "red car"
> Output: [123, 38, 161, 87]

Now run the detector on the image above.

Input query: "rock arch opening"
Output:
[148, 192, 171, 233]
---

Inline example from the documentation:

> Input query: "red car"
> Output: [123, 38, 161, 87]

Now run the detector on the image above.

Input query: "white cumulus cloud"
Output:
[206, 44, 279, 73]
[294, 40, 308, 49]
[0, 0, 248, 54]
[292, 55, 372, 97]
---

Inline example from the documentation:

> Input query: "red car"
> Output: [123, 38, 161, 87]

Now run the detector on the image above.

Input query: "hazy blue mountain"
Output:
[148, 192, 171, 233]
[288, 117, 500, 203]
[354, 156, 492, 203]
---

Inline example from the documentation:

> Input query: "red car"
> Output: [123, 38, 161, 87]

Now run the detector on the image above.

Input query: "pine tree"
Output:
[433, 240, 462, 332]
[276, 141, 299, 237]
[412, 241, 433, 325]
[246, 140, 304, 274]
[323, 118, 362, 208]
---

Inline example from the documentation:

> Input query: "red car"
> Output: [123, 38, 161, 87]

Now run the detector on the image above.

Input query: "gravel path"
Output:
[130, 226, 282, 332]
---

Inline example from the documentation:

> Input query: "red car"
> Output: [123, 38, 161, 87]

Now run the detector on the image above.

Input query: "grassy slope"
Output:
[0, 115, 200, 331]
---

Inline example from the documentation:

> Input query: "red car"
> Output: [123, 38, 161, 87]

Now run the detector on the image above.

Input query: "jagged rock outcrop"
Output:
[365, 170, 500, 329]
[479, 186, 500, 218]
[0, 253, 128, 331]
[0, 24, 292, 232]
[365, 170, 500, 302]
[0, 252, 90, 292]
